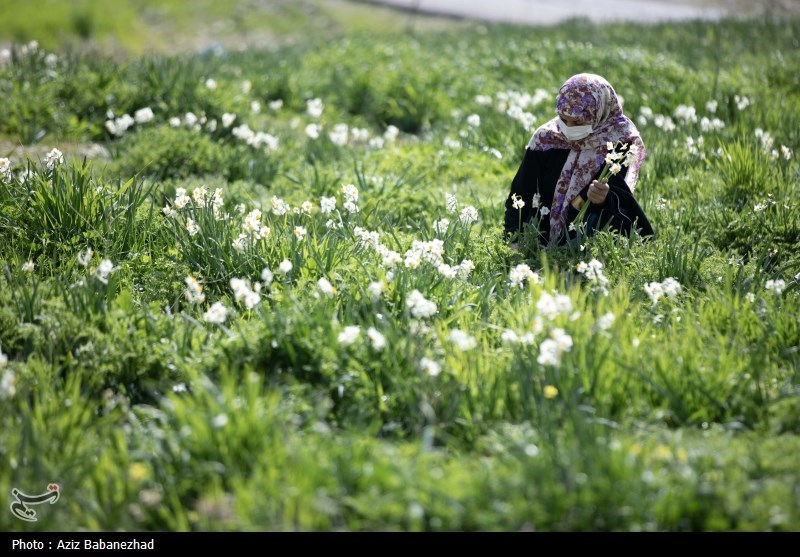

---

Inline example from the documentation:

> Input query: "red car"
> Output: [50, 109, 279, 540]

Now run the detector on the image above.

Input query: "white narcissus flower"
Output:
[661, 278, 682, 299]
[596, 312, 615, 331]
[437, 264, 458, 279]
[576, 259, 609, 291]
[270, 196, 290, 216]
[212, 413, 228, 428]
[192, 187, 208, 206]
[444, 137, 461, 149]
[420, 358, 441, 377]
[404, 253, 422, 269]
[446, 193, 458, 214]
[278, 260, 293, 275]
[381, 250, 402, 268]
[306, 98, 323, 118]
[383, 125, 399, 142]
[433, 218, 450, 235]
[765, 279, 785, 295]
[44, 148, 64, 171]
[134, 107, 154, 124]
[305, 123, 321, 139]
[457, 260, 475, 280]
[406, 290, 437, 319]
[367, 281, 384, 301]
[366, 327, 386, 351]
[77, 248, 93, 267]
[328, 124, 349, 146]
[535, 291, 572, 321]
[172, 383, 187, 393]
[449, 329, 477, 351]
[485, 147, 502, 160]
[509, 263, 540, 289]
[231, 233, 248, 251]
[222, 113, 236, 128]
[186, 218, 200, 236]
[184, 276, 206, 304]
[21, 260, 35, 273]
[337, 325, 360, 346]
[317, 277, 336, 298]
[0, 157, 11, 181]
[501, 329, 519, 344]
[459, 206, 479, 225]
[95, 259, 116, 284]
[173, 188, 190, 210]
[230, 278, 252, 304]
[340, 183, 359, 203]
[350, 127, 369, 144]
[537, 328, 573, 367]
[320, 196, 336, 214]
[0, 367, 15, 400]
[354, 227, 380, 251]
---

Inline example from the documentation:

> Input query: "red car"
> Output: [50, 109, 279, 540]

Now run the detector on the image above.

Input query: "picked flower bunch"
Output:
[573, 141, 641, 224]
[598, 141, 641, 184]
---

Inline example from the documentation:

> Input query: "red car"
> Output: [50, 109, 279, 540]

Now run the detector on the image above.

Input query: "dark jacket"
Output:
[504, 146, 654, 246]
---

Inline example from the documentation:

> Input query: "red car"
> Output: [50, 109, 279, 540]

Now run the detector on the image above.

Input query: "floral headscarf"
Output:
[527, 73, 646, 243]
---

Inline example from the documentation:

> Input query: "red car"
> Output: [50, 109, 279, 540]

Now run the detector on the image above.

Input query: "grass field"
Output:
[0, 0, 462, 56]
[0, 5, 799, 531]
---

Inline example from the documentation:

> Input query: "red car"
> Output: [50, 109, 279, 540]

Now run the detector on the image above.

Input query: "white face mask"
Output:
[557, 117, 593, 141]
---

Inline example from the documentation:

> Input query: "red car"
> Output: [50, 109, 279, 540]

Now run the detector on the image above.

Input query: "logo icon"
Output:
[10, 484, 60, 522]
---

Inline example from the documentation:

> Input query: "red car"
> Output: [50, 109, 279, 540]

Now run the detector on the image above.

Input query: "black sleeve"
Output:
[504, 148, 539, 240]
[602, 182, 654, 237]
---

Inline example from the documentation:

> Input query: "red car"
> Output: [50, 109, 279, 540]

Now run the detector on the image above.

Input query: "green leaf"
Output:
[112, 176, 135, 201]
[114, 289, 133, 313]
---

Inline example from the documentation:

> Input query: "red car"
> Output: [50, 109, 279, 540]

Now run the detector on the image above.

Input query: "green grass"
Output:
[0, 12, 799, 531]
[0, 0, 462, 56]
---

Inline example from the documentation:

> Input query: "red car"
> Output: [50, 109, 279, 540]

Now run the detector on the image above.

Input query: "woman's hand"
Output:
[587, 180, 610, 204]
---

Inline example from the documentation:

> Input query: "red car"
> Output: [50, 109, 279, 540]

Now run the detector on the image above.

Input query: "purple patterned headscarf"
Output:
[527, 73, 646, 243]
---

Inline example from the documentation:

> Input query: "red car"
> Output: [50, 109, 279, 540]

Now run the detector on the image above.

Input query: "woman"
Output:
[504, 73, 654, 249]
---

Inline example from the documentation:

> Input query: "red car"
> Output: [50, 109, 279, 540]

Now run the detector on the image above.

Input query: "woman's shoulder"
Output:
[527, 119, 560, 148]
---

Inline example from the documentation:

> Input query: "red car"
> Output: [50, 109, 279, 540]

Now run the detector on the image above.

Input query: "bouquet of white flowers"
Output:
[573, 141, 640, 227]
